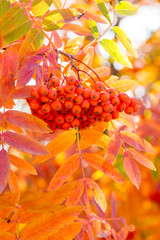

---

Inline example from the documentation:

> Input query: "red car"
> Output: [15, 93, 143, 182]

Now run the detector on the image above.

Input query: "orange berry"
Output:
[100, 92, 110, 102]
[62, 122, 71, 130]
[49, 76, 60, 87]
[74, 95, 83, 104]
[59, 95, 65, 102]
[130, 98, 138, 107]
[64, 100, 73, 109]
[75, 86, 84, 95]
[31, 88, 40, 99]
[88, 112, 95, 119]
[51, 100, 62, 111]
[112, 111, 119, 119]
[90, 91, 100, 101]
[37, 109, 44, 116]
[30, 100, 40, 111]
[133, 104, 139, 112]
[65, 113, 74, 123]
[117, 102, 126, 112]
[90, 99, 98, 106]
[71, 119, 80, 128]
[110, 96, 120, 106]
[66, 75, 77, 85]
[40, 96, 49, 103]
[118, 93, 128, 102]
[55, 114, 64, 125]
[57, 85, 65, 95]
[38, 85, 49, 96]
[95, 82, 105, 92]
[47, 89, 57, 100]
[103, 103, 114, 113]
[94, 105, 103, 115]
[80, 115, 87, 121]
[42, 103, 51, 113]
[101, 112, 110, 118]
[66, 92, 75, 101]
[64, 84, 75, 93]
[81, 100, 90, 109]
[72, 105, 81, 115]
[125, 106, 133, 114]
[104, 113, 112, 122]
[106, 88, 116, 98]
[83, 121, 91, 128]
[83, 89, 91, 99]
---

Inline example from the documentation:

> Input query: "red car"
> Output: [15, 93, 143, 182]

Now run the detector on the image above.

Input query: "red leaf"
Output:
[43, 58, 49, 82]
[123, 151, 141, 189]
[0, 149, 10, 194]
[48, 52, 57, 75]
[6, 110, 50, 133]
[62, 23, 92, 36]
[11, 86, 35, 99]
[0, 112, 3, 124]
[111, 192, 117, 217]
[47, 153, 80, 191]
[3, 131, 49, 155]
[83, 153, 123, 184]
[127, 148, 156, 171]
[81, 9, 107, 23]
[105, 133, 120, 163]
[66, 179, 84, 206]
[52, 31, 62, 48]
[36, 65, 42, 89]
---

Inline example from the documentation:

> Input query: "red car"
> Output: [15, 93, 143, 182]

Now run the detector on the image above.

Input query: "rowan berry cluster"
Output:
[27, 75, 139, 131]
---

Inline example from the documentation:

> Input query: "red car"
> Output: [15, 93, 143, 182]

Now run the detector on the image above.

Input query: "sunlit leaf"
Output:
[34, 129, 77, 164]
[31, 0, 53, 18]
[0, 0, 10, 18]
[89, 19, 99, 40]
[6, 110, 50, 133]
[0, 6, 32, 46]
[62, 23, 92, 36]
[86, 178, 107, 212]
[83, 153, 123, 184]
[9, 154, 37, 175]
[4, 131, 49, 155]
[63, 36, 84, 57]
[111, 79, 137, 91]
[66, 179, 84, 206]
[47, 153, 80, 191]
[95, 0, 111, 23]
[82, 9, 107, 23]
[8, 169, 20, 193]
[115, 1, 138, 16]
[20, 206, 83, 239]
[112, 26, 138, 58]
[116, 112, 135, 129]
[0, 149, 10, 194]
[105, 133, 120, 163]
[53, 0, 61, 9]
[123, 151, 141, 189]
[127, 148, 156, 171]
[120, 131, 154, 153]
[100, 39, 132, 68]
[19, 28, 44, 60]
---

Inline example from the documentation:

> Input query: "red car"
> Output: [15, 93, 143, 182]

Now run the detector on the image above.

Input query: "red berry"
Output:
[83, 89, 91, 99]
[130, 98, 138, 107]
[112, 111, 119, 119]
[125, 106, 133, 114]
[39, 85, 49, 96]
[65, 113, 74, 123]
[64, 84, 75, 93]
[71, 119, 80, 128]
[95, 82, 105, 92]
[47, 89, 57, 100]
[103, 103, 114, 113]
[81, 100, 90, 109]
[30, 100, 40, 111]
[80, 115, 87, 121]
[51, 100, 62, 111]
[75, 86, 84, 95]
[57, 85, 65, 95]
[55, 114, 64, 125]
[117, 102, 126, 112]
[66, 75, 77, 85]
[62, 122, 71, 130]
[94, 106, 103, 115]
[49, 76, 60, 87]
[90, 99, 98, 106]
[100, 92, 110, 102]
[106, 88, 116, 97]
[59, 95, 65, 102]
[72, 105, 81, 115]
[31, 88, 40, 99]
[110, 96, 120, 106]
[42, 103, 51, 113]
[66, 92, 75, 101]
[90, 91, 100, 101]
[133, 104, 139, 112]
[104, 113, 112, 122]
[40, 96, 49, 103]
[74, 95, 83, 104]
[64, 100, 73, 109]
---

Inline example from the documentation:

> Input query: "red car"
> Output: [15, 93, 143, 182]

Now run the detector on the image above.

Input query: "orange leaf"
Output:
[47, 153, 80, 191]
[120, 131, 154, 153]
[20, 206, 83, 240]
[0, 112, 3, 124]
[4, 131, 49, 155]
[0, 232, 16, 240]
[86, 178, 107, 212]
[62, 23, 92, 36]
[0, 149, 10, 194]
[105, 133, 120, 163]
[11, 85, 35, 99]
[34, 129, 76, 164]
[123, 151, 141, 189]
[6, 110, 50, 133]
[9, 154, 37, 175]
[116, 112, 135, 129]
[82, 9, 107, 23]
[127, 148, 156, 171]
[63, 36, 84, 60]
[47, 222, 83, 240]
[66, 179, 84, 206]
[83, 153, 123, 184]
[8, 170, 20, 197]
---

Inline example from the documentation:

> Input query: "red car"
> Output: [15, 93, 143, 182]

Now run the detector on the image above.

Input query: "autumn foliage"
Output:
[0, 0, 159, 239]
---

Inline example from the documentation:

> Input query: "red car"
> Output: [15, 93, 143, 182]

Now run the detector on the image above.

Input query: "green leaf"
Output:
[19, 28, 44, 59]
[42, 8, 83, 31]
[0, 0, 10, 18]
[89, 19, 99, 40]
[95, 0, 111, 23]
[112, 26, 138, 58]
[100, 39, 132, 68]
[115, 1, 138, 16]
[0, 6, 32, 47]
[32, 0, 53, 18]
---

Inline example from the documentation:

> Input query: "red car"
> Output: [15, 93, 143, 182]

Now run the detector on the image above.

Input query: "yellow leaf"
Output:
[116, 112, 135, 129]
[63, 36, 84, 61]
[53, 0, 62, 9]
[47, 154, 80, 191]
[31, 0, 53, 18]
[111, 79, 137, 92]
[113, 26, 138, 58]
[33, 129, 77, 164]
